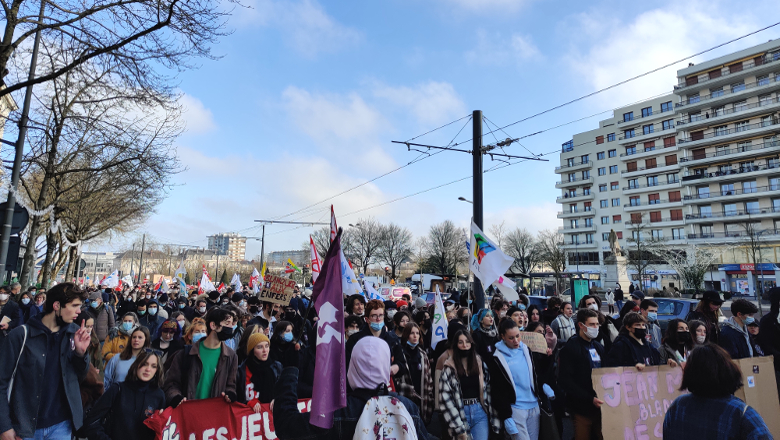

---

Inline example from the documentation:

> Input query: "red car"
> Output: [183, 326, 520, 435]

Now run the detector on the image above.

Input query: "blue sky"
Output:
[96, 0, 780, 258]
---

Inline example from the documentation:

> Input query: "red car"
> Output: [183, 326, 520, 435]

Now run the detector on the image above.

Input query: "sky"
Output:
[90, 0, 780, 258]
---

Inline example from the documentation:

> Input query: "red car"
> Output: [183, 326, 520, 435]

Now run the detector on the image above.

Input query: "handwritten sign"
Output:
[593, 366, 685, 440]
[258, 274, 296, 305]
[519, 331, 548, 354]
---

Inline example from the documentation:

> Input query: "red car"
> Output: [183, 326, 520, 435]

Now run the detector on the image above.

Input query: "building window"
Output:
[608, 149, 616, 157]
[600, 200, 608, 208]
[625, 129, 635, 139]
[562, 140, 574, 152]
[623, 112, 634, 122]
[568, 173, 576, 182]
[645, 158, 657, 169]
[585, 218, 593, 227]
[597, 151, 605, 160]
[642, 107, 652, 118]
[569, 204, 578, 213]
[745, 201, 760, 214]
[733, 100, 747, 112]
[613, 215, 622, 223]
[601, 217, 609, 225]
[661, 101, 673, 113]
[758, 74, 770, 86]
[643, 124, 654, 135]
[651, 230, 663, 239]
[644, 142, 655, 152]
[688, 93, 700, 104]
[647, 176, 659, 186]
[729, 62, 743, 73]
[672, 228, 684, 240]
[611, 182, 619, 190]
[743, 181, 757, 194]
[759, 94, 772, 106]
[770, 177, 780, 191]
[648, 193, 660, 205]
[567, 158, 575, 166]
[598, 167, 606, 176]
[665, 154, 677, 166]
[596, 136, 604, 145]
[612, 198, 620, 207]
[649, 211, 662, 222]
[599, 184, 607, 192]
[602, 233, 610, 240]
[582, 170, 590, 179]
[609, 165, 618, 174]
[627, 161, 637, 172]
[663, 137, 676, 148]
[723, 203, 738, 216]
[731, 82, 745, 93]
[628, 178, 638, 189]
[631, 213, 642, 224]
[668, 191, 681, 202]
[630, 196, 640, 206]
[585, 233, 594, 244]
[626, 146, 637, 156]
[581, 154, 590, 163]
[571, 219, 579, 228]
[714, 125, 728, 136]
[734, 120, 749, 132]
[617, 232, 623, 239]
[584, 202, 592, 212]
[711, 86, 724, 98]
[662, 119, 674, 131]
[670, 209, 683, 221]
[607, 133, 615, 142]
[583, 187, 592, 195]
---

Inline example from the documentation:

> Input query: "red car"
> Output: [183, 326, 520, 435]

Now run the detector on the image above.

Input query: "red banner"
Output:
[144, 397, 311, 440]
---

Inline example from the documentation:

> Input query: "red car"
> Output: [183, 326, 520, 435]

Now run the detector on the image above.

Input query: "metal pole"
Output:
[472, 110, 485, 310]
[137, 234, 145, 285]
[129, 244, 135, 281]
[259, 225, 265, 273]
[0, 0, 46, 278]
[93, 252, 98, 285]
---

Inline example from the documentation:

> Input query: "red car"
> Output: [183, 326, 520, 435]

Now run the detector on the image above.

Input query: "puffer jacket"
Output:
[101, 325, 137, 362]
[91, 304, 115, 342]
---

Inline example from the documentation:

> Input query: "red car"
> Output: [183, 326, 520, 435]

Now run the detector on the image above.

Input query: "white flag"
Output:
[250, 268, 262, 293]
[121, 275, 134, 288]
[363, 280, 384, 301]
[104, 270, 120, 288]
[161, 278, 170, 294]
[469, 220, 514, 288]
[493, 282, 519, 302]
[310, 235, 322, 283]
[199, 269, 216, 293]
[231, 273, 242, 291]
[431, 286, 448, 350]
[174, 261, 187, 283]
[339, 249, 363, 296]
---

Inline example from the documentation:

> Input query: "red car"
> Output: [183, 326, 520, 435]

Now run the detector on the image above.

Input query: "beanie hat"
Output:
[247, 332, 270, 355]
[414, 297, 427, 310]
[396, 300, 408, 308]
[88, 291, 101, 300]
[231, 292, 244, 302]
[208, 290, 220, 300]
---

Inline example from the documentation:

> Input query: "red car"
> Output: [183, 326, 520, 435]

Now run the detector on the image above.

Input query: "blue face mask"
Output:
[647, 312, 657, 322]
[283, 332, 293, 342]
[122, 322, 134, 332]
[178, 303, 185, 309]
[192, 333, 206, 343]
[370, 322, 384, 332]
[744, 316, 755, 325]
[406, 341, 418, 348]
[518, 304, 527, 311]
[518, 326, 525, 331]
[138, 310, 146, 315]
[22, 298, 30, 305]
[91, 301, 99, 309]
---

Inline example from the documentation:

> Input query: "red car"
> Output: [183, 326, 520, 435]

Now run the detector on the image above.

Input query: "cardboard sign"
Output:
[258, 274, 296, 305]
[519, 331, 548, 354]
[593, 365, 686, 440]
[734, 356, 780, 438]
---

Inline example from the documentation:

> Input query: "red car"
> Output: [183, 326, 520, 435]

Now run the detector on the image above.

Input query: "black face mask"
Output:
[457, 347, 472, 356]
[55, 308, 67, 328]
[677, 331, 691, 344]
[633, 328, 647, 340]
[217, 326, 235, 341]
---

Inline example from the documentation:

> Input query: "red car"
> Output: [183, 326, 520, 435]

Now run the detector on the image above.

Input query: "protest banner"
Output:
[519, 331, 548, 354]
[734, 356, 780, 438]
[258, 274, 296, 305]
[593, 365, 685, 440]
[144, 397, 311, 440]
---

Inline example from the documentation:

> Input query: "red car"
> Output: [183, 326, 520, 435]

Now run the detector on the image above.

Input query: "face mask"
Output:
[22, 298, 30, 305]
[91, 301, 99, 309]
[239, 301, 246, 307]
[178, 303, 185, 309]
[406, 341, 418, 348]
[585, 327, 600, 340]
[696, 334, 706, 344]
[518, 326, 525, 331]
[647, 312, 657, 322]
[283, 332, 293, 343]
[633, 328, 647, 340]
[192, 333, 206, 343]
[499, 311, 506, 318]
[677, 331, 691, 343]
[457, 347, 472, 356]
[445, 305, 454, 312]
[177, 320, 185, 329]
[138, 310, 146, 315]
[122, 322, 134, 332]
[0, 294, 8, 301]
[467, 300, 473, 306]
[354, 311, 363, 317]
[145, 295, 151, 300]
[369, 322, 384, 332]
[217, 326, 234, 341]
[588, 304, 599, 311]
[222, 300, 229, 305]
[518, 304, 527, 311]
[387, 310, 397, 318]
[148, 307, 158, 315]
[346, 329, 359, 337]
[198, 307, 206, 313]
[744, 316, 755, 325]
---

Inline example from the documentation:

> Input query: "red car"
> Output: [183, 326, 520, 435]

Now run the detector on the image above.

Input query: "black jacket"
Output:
[487, 344, 539, 420]
[557, 335, 604, 417]
[719, 321, 754, 360]
[0, 299, 22, 340]
[472, 327, 500, 361]
[605, 334, 661, 367]
[83, 380, 166, 440]
[758, 312, 780, 371]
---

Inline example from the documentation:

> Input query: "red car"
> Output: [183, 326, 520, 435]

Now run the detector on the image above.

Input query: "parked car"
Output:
[421, 291, 451, 306]
[527, 295, 549, 310]
[653, 298, 700, 332]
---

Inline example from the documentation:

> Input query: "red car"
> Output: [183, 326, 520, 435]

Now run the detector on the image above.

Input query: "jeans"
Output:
[23, 420, 72, 440]
[463, 402, 489, 440]
[508, 406, 540, 440]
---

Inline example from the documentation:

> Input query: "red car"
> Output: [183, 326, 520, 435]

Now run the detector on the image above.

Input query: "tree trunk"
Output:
[65, 246, 77, 282]
[19, 216, 43, 286]
[40, 229, 58, 288]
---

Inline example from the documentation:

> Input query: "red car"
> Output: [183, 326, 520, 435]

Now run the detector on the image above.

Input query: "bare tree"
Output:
[656, 243, 725, 295]
[377, 223, 413, 280]
[424, 220, 466, 275]
[625, 218, 661, 291]
[536, 229, 566, 293]
[488, 221, 507, 248]
[310, 226, 331, 260]
[738, 218, 769, 313]
[346, 217, 382, 275]
[503, 227, 539, 275]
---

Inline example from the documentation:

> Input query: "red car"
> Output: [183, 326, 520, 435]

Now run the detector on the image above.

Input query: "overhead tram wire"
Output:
[454, 21, 780, 146]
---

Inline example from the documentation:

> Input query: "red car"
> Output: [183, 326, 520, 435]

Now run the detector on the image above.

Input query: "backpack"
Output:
[353, 394, 418, 440]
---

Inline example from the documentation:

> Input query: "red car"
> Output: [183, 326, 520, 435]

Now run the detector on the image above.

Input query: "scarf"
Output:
[246, 355, 277, 404]
[476, 325, 497, 338]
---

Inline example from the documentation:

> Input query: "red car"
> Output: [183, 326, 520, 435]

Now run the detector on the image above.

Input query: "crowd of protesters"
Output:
[0, 279, 777, 440]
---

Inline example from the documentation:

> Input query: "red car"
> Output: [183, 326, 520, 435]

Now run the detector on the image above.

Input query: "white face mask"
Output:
[198, 306, 206, 313]
[585, 327, 600, 339]
[696, 335, 706, 344]
[0, 294, 8, 301]
[588, 304, 599, 311]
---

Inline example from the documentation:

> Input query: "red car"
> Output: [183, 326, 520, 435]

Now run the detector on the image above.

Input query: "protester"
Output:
[541, 296, 562, 325]
[412, 308, 433, 350]
[384, 300, 398, 331]
[176, 296, 195, 321]
[663, 344, 772, 440]
[638, 299, 662, 349]
[164, 307, 238, 406]
[688, 319, 708, 347]
[0, 282, 91, 440]
[346, 293, 366, 317]
[83, 350, 167, 440]
[506, 306, 524, 329]
[758, 288, 780, 400]
[392, 310, 410, 339]
[489, 318, 539, 440]
[578, 294, 619, 353]
[16, 290, 36, 323]
[685, 290, 722, 344]
[236, 324, 264, 364]
[606, 312, 673, 369]
[270, 320, 298, 363]
[238, 332, 282, 410]
[0, 286, 22, 342]
[193, 299, 209, 319]
[31, 292, 46, 316]
[104, 326, 151, 390]
[558, 308, 605, 440]
[151, 319, 185, 368]
[89, 290, 116, 342]
[659, 319, 693, 366]
[77, 310, 104, 371]
[182, 317, 208, 345]
[171, 311, 190, 333]
[605, 289, 615, 314]
[345, 299, 398, 368]
[551, 301, 575, 345]
[526, 305, 542, 325]
[457, 307, 471, 328]
[747, 321, 765, 356]
[139, 299, 166, 335]
[719, 298, 759, 359]
[470, 309, 499, 360]
[102, 312, 140, 362]
[438, 329, 498, 440]
[392, 322, 434, 424]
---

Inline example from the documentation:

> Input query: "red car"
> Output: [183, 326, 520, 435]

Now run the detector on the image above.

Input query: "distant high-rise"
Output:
[207, 232, 247, 261]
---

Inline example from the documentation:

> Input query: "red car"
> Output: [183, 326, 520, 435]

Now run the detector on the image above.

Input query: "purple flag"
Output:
[309, 229, 347, 429]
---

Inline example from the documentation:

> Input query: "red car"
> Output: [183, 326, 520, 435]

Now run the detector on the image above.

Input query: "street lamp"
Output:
[458, 197, 473, 204]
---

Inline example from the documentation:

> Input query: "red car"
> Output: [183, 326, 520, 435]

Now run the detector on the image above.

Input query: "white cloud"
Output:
[485, 202, 559, 236]
[372, 81, 468, 126]
[465, 30, 541, 66]
[233, 0, 361, 57]
[179, 94, 216, 134]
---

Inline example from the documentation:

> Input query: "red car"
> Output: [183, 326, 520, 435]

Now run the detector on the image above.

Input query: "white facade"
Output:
[207, 232, 247, 261]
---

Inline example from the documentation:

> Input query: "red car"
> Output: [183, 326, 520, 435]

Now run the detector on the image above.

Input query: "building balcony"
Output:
[562, 242, 598, 249]
[618, 125, 676, 145]
[557, 210, 595, 219]
[556, 192, 595, 204]
[623, 199, 684, 212]
[683, 185, 780, 204]
[622, 163, 680, 178]
[677, 119, 780, 149]
[624, 218, 685, 228]
[674, 53, 780, 93]
[623, 180, 681, 195]
[681, 162, 780, 185]
[676, 97, 780, 131]
[617, 108, 676, 128]
[554, 160, 593, 173]
[555, 177, 593, 188]
[560, 224, 597, 233]
[684, 207, 780, 223]
[675, 75, 780, 112]
[686, 229, 780, 243]
[620, 144, 679, 161]
[678, 140, 780, 167]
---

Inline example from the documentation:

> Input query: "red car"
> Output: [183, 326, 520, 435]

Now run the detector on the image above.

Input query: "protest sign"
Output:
[593, 365, 685, 440]
[144, 397, 311, 440]
[258, 274, 296, 305]
[734, 356, 780, 438]
[519, 331, 548, 354]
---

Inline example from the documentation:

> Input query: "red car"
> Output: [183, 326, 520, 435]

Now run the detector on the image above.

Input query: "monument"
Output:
[604, 229, 631, 290]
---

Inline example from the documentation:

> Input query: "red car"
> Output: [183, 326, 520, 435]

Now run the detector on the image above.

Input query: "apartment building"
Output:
[556, 39, 780, 292]
[207, 232, 247, 261]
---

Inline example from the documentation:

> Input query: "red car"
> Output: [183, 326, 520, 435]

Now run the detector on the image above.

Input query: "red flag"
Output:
[310, 235, 322, 282]
[217, 282, 225, 292]
[330, 204, 338, 244]
[153, 278, 163, 291]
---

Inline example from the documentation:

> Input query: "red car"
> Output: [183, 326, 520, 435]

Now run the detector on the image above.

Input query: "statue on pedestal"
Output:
[608, 229, 623, 257]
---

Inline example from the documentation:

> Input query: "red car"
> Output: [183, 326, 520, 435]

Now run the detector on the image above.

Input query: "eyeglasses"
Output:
[143, 348, 163, 356]
[161, 329, 175, 334]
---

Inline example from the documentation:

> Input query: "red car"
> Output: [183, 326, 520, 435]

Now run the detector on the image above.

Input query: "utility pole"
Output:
[137, 234, 145, 285]
[129, 243, 135, 281]
[259, 225, 265, 274]
[0, 0, 46, 281]
[93, 252, 98, 284]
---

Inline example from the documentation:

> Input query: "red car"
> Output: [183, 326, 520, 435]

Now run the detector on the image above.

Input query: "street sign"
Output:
[4, 236, 20, 271]
[79, 258, 87, 270]
[0, 202, 29, 235]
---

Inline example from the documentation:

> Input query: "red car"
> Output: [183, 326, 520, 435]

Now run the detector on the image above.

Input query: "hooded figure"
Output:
[151, 319, 184, 369]
[102, 312, 140, 362]
[138, 299, 165, 335]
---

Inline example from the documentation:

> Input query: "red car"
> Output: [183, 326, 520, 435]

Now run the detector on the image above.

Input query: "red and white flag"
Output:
[199, 265, 216, 293]
[310, 235, 322, 282]
[217, 282, 225, 292]
[330, 204, 338, 244]
[249, 268, 262, 293]
[153, 278, 163, 291]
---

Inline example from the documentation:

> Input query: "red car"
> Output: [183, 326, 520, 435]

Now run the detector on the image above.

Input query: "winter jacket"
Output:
[605, 334, 661, 367]
[663, 394, 772, 440]
[392, 342, 434, 424]
[83, 380, 167, 440]
[719, 317, 754, 359]
[686, 309, 720, 344]
[658, 342, 689, 365]
[551, 315, 575, 344]
[163, 340, 238, 406]
[344, 326, 399, 371]
[489, 341, 538, 420]
[101, 325, 137, 362]
[0, 317, 90, 438]
[0, 299, 22, 340]
[758, 311, 780, 371]
[472, 326, 500, 360]
[91, 304, 115, 342]
[439, 357, 500, 437]
[272, 367, 433, 440]
[138, 307, 165, 335]
[557, 335, 604, 417]
[236, 358, 282, 407]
